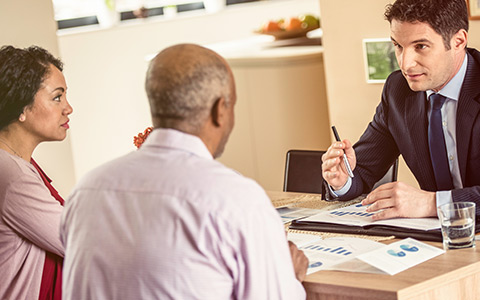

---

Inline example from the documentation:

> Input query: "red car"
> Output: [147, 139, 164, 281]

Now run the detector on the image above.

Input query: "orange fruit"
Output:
[262, 20, 282, 32]
[284, 17, 303, 31]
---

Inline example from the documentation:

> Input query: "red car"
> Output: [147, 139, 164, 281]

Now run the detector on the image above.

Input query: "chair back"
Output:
[283, 149, 399, 197]
[372, 158, 399, 190]
[283, 150, 326, 197]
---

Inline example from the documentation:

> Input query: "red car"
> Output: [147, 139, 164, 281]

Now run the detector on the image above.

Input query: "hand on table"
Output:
[361, 181, 437, 220]
[322, 139, 356, 190]
[288, 241, 308, 282]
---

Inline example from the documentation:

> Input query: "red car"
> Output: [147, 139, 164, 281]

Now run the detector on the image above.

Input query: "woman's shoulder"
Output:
[0, 150, 37, 184]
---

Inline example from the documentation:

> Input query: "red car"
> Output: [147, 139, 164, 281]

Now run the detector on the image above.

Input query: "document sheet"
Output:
[287, 233, 384, 275]
[298, 203, 440, 231]
[288, 233, 445, 275]
[277, 207, 324, 224]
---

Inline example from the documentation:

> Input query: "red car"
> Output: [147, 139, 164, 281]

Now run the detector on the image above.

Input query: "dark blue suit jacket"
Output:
[337, 48, 480, 214]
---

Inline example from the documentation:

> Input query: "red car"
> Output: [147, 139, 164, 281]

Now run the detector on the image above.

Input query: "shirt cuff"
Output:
[435, 190, 453, 207]
[328, 177, 352, 198]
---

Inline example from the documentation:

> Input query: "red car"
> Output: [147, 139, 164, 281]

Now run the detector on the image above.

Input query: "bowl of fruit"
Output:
[256, 14, 320, 40]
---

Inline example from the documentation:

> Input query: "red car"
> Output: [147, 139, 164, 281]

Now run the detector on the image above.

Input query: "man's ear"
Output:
[211, 97, 227, 127]
[452, 29, 468, 50]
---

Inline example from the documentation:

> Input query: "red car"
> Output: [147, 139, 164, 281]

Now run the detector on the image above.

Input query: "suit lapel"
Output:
[457, 51, 480, 183]
[405, 92, 437, 190]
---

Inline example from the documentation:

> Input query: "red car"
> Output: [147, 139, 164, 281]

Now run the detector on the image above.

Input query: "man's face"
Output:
[390, 20, 457, 92]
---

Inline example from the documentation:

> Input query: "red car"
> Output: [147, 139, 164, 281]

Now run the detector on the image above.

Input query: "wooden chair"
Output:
[283, 149, 398, 197]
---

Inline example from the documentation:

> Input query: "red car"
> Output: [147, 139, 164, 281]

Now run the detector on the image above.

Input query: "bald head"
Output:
[145, 44, 233, 134]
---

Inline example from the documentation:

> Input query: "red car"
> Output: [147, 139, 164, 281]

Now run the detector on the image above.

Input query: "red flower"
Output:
[133, 127, 153, 148]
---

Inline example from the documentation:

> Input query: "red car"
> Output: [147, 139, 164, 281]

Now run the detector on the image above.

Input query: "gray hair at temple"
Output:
[145, 44, 232, 133]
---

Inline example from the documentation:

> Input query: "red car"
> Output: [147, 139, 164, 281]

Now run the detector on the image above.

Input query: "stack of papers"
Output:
[288, 233, 445, 275]
[290, 203, 443, 241]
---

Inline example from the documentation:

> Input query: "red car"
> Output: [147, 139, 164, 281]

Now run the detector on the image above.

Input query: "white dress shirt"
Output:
[61, 128, 305, 300]
[426, 53, 468, 206]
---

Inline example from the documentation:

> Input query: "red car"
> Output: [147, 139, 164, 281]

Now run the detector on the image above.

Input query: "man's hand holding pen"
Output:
[321, 139, 356, 191]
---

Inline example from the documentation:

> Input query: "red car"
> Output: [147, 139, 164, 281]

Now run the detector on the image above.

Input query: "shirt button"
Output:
[443, 121, 447, 126]
[449, 155, 454, 161]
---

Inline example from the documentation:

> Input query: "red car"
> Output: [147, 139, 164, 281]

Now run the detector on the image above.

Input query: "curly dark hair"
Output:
[0, 45, 63, 131]
[384, 0, 468, 50]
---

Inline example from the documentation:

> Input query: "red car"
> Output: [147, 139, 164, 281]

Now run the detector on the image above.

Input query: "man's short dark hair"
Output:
[0, 45, 63, 131]
[384, 0, 468, 50]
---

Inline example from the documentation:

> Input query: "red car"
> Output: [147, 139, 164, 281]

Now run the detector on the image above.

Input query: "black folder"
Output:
[290, 216, 480, 243]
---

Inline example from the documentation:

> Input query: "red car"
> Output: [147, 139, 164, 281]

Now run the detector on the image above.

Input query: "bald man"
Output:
[60, 44, 307, 299]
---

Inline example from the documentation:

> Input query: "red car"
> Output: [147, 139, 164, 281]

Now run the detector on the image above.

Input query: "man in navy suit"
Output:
[322, 0, 480, 220]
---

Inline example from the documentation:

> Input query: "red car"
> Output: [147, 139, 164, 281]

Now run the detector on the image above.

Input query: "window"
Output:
[53, 0, 259, 30]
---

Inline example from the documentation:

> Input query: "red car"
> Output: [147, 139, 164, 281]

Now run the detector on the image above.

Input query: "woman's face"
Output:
[22, 64, 73, 143]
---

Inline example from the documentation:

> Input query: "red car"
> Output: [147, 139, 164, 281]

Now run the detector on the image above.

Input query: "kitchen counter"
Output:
[205, 29, 323, 67]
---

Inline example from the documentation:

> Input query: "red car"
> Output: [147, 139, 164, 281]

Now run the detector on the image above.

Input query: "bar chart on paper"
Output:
[329, 204, 374, 218]
[297, 203, 440, 231]
[302, 245, 353, 256]
[297, 236, 384, 274]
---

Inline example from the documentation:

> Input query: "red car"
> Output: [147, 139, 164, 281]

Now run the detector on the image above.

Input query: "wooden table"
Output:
[267, 191, 480, 300]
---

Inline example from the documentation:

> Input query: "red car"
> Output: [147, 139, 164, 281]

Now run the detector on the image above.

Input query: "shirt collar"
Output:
[426, 52, 468, 101]
[140, 128, 213, 160]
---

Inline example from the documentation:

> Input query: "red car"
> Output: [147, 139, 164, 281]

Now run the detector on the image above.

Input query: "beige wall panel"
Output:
[217, 68, 258, 180]
[468, 20, 480, 49]
[220, 54, 331, 191]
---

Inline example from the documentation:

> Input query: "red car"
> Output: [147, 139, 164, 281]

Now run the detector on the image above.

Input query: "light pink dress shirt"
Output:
[0, 150, 64, 299]
[61, 128, 305, 300]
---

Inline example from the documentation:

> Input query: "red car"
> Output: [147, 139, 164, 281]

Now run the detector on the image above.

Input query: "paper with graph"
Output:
[298, 203, 440, 231]
[287, 233, 444, 275]
[356, 238, 444, 275]
[287, 233, 384, 275]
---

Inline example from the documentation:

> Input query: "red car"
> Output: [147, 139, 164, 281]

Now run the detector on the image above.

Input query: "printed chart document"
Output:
[290, 203, 443, 241]
[287, 233, 384, 275]
[277, 207, 324, 224]
[356, 238, 445, 275]
[287, 233, 445, 275]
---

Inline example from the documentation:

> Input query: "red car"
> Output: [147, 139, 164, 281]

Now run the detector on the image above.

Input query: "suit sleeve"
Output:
[333, 75, 401, 201]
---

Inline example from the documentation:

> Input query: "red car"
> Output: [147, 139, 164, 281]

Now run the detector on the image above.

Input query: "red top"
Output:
[31, 159, 63, 300]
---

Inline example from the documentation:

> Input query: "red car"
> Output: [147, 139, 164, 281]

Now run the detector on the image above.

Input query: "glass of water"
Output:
[438, 202, 476, 250]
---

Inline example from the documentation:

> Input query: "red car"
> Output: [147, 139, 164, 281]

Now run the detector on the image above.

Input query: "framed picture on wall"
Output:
[362, 38, 399, 84]
[467, 0, 480, 20]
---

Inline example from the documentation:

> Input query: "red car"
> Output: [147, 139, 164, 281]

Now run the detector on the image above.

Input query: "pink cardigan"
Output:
[0, 150, 64, 299]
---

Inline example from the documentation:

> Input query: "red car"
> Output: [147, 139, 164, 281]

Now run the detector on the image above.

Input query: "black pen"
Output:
[331, 126, 354, 178]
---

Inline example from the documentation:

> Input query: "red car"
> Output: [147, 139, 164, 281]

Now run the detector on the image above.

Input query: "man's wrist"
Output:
[328, 177, 352, 198]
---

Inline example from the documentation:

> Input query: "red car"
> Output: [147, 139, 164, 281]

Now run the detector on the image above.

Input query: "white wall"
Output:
[0, 0, 76, 197]
[57, 0, 321, 185]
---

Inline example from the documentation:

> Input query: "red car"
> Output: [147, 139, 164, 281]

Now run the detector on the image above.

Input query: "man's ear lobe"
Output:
[211, 97, 226, 127]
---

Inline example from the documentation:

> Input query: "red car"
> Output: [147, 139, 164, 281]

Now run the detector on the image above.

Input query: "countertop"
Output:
[205, 29, 324, 67]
